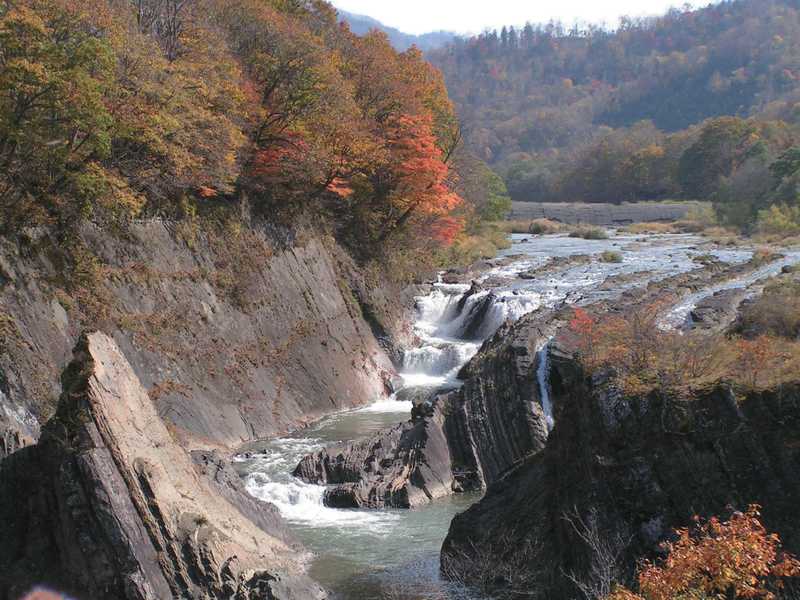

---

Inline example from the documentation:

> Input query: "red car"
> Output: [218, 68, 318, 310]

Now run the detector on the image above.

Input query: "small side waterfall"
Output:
[536, 339, 554, 431]
[231, 232, 788, 599]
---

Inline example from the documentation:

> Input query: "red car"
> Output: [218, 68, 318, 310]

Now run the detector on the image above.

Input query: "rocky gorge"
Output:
[0, 218, 413, 599]
[282, 232, 800, 597]
[1, 224, 799, 600]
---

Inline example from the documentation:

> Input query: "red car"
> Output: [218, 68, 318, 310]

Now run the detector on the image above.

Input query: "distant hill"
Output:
[428, 0, 800, 202]
[338, 10, 457, 52]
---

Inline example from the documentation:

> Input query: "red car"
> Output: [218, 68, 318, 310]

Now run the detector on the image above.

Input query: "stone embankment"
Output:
[509, 201, 698, 225]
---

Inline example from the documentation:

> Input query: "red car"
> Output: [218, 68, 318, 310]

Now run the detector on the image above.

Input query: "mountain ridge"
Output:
[337, 9, 457, 51]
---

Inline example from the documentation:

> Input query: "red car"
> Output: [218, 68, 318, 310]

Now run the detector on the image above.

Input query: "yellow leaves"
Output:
[0, 6, 48, 42]
[605, 586, 645, 600]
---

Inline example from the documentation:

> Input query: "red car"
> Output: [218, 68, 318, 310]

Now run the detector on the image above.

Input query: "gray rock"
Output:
[441, 336, 800, 599]
[689, 288, 747, 331]
[293, 310, 561, 509]
[293, 399, 460, 508]
[0, 332, 326, 599]
[0, 221, 408, 459]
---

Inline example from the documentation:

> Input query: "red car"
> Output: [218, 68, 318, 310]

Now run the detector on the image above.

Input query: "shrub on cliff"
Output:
[606, 505, 800, 600]
[736, 278, 800, 340]
[564, 305, 800, 395]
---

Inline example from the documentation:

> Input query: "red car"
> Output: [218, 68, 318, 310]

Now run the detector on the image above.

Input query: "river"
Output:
[234, 230, 785, 599]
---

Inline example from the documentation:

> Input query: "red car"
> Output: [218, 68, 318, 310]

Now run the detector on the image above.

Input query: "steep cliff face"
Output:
[0, 220, 408, 457]
[0, 332, 325, 600]
[441, 340, 800, 599]
[293, 309, 560, 508]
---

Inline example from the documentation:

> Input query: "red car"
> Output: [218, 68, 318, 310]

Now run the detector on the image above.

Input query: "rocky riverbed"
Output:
[2, 228, 796, 600]
[236, 230, 799, 599]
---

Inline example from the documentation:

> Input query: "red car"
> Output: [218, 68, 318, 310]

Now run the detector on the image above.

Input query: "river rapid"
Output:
[234, 230, 794, 599]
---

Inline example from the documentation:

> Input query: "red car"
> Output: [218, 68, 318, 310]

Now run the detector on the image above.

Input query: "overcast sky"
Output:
[330, 0, 707, 35]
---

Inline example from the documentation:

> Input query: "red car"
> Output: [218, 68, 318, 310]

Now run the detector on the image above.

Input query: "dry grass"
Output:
[440, 226, 513, 267]
[620, 222, 678, 234]
[699, 226, 743, 246]
[569, 226, 609, 240]
[497, 218, 564, 235]
[753, 232, 800, 246]
[496, 220, 534, 234]
[528, 218, 564, 235]
[736, 278, 800, 339]
[600, 250, 623, 263]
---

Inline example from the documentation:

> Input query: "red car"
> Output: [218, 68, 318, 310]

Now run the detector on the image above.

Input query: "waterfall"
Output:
[536, 339, 554, 431]
[402, 282, 543, 387]
[239, 438, 401, 531]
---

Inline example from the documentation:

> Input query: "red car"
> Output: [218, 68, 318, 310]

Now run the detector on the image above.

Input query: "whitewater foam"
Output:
[356, 398, 414, 413]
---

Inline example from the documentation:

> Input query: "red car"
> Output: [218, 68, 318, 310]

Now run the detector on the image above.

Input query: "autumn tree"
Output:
[607, 506, 800, 600]
[0, 0, 468, 264]
[0, 1, 120, 228]
[377, 113, 462, 238]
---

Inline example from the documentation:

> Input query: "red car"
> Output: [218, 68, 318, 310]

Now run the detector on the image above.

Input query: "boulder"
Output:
[293, 397, 462, 509]
[688, 288, 747, 330]
[0, 332, 325, 600]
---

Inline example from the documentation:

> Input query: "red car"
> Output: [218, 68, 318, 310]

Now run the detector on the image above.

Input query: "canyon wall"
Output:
[0, 220, 410, 458]
[441, 340, 800, 598]
[0, 332, 326, 599]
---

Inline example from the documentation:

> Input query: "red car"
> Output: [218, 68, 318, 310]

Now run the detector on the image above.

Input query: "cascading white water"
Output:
[536, 339, 554, 430]
[234, 231, 772, 599]
[403, 344, 480, 377]
[401, 281, 546, 389]
[237, 415, 410, 533]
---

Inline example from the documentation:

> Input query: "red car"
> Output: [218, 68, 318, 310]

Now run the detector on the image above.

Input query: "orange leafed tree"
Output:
[379, 113, 463, 241]
[429, 216, 465, 245]
[607, 505, 800, 600]
[736, 335, 782, 389]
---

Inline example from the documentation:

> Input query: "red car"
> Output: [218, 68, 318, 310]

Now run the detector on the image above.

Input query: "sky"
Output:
[330, 0, 707, 35]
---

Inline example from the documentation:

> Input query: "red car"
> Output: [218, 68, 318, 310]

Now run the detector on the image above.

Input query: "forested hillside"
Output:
[0, 0, 507, 282]
[430, 0, 800, 231]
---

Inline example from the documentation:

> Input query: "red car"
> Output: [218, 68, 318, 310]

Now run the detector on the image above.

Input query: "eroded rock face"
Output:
[0, 332, 325, 600]
[293, 394, 472, 509]
[293, 310, 560, 509]
[441, 342, 800, 599]
[0, 222, 407, 458]
[689, 288, 748, 330]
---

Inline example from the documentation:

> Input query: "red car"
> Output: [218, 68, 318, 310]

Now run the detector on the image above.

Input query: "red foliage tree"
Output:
[607, 505, 800, 600]
[380, 113, 462, 240]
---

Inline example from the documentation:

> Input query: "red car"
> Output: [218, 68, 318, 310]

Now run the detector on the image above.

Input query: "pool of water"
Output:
[234, 401, 480, 599]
